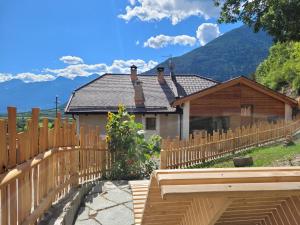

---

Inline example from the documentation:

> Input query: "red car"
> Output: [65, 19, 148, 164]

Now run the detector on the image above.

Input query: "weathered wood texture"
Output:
[160, 118, 300, 169]
[0, 107, 111, 225]
[131, 168, 300, 225]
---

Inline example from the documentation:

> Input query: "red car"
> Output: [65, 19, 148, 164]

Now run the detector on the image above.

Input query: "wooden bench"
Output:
[130, 167, 300, 225]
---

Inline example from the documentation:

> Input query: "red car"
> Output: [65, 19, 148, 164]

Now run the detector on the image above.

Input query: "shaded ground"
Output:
[74, 181, 134, 225]
[193, 141, 300, 168]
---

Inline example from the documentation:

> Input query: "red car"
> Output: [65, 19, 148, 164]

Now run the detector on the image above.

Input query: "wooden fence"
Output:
[160, 118, 300, 169]
[0, 107, 111, 225]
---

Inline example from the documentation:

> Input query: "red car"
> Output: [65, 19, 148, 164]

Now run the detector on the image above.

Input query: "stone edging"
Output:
[38, 181, 100, 225]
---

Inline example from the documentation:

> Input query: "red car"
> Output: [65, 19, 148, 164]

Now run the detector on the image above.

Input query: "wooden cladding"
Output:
[190, 84, 286, 120]
[0, 107, 113, 225]
[131, 168, 300, 225]
[160, 118, 300, 169]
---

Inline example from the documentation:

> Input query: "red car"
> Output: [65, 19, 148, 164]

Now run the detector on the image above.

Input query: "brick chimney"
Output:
[130, 65, 138, 82]
[134, 80, 145, 107]
[157, 66, 165, 84]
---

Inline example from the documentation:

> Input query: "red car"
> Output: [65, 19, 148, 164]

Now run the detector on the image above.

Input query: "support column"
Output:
[182, 101, 190, 139]
[285, 103, 292, 121]
[76, 115, 80, 134]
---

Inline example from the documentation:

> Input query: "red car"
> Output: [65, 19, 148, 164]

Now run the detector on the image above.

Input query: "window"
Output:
[145, 117, 156, 130]
[241, 105, 253, 117]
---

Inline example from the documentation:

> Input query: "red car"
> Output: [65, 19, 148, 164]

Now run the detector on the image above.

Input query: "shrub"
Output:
[105, 105, 161, 180]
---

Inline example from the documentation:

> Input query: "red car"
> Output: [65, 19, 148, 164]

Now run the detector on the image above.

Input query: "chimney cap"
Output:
[157, 66, 164, 72]
[130, 64, 137, 69]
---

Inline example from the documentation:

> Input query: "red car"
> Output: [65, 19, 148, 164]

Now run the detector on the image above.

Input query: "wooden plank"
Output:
[7, 107, 18, 225]
[136, 169, 300, 225]
[8, 107, 17, 168]
[0, 120, 7, 174]
[0, 186, 8, 225]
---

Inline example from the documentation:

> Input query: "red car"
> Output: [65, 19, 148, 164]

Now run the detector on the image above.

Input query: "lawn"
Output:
[192, 141, 300, 168]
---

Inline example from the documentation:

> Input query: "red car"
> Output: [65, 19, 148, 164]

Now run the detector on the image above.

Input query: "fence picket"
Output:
[0, 107, 111, 225]
[161, 119, 300, 169]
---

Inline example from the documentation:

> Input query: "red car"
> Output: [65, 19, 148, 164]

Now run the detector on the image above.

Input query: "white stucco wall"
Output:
[77, 113, 180, 139]
[78, 114, 108, 137]
[159, 114, 180, 139]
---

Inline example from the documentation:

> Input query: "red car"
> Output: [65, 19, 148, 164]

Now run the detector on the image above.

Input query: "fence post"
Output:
[160, 149, 167, 169]
[71, 121, 79, 188]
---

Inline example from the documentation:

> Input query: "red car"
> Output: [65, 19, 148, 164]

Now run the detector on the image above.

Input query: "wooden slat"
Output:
[134, 168, 300, 225]
[0, 120, 7, 174]
[0, 106, 111, 225]
[161, 118, 300, 169]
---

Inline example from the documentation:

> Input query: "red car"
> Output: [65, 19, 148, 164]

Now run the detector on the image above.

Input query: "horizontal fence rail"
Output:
[160, 118, 300, 169]
[0, 107, 112, 225]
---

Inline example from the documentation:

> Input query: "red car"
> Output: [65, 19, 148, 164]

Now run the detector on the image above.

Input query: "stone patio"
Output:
[74, 181, 134, 225]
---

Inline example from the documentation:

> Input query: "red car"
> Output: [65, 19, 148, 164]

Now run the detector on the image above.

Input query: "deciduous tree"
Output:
[215, 0, 300, 42]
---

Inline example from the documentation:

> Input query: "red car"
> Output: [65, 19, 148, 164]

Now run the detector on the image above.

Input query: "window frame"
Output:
[145, 117, 156, 131]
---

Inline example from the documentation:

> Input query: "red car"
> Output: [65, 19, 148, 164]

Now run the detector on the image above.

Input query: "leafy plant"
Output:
[105, 105, 161, 180]
[256, 41, 300, 96]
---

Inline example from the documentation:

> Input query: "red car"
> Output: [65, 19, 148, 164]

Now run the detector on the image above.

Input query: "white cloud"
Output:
[45, 59, 158, 79]
[0, 72, 55, 83]
[119, 0, 220, 25]
[196, 23, 221, 46]
[0, 57, 158, 83]
[59, 55, 84, 65]
[0, 73, 12, 82]
[15, 73, 55, 82]
[136, 40, 140, 45]
[144, 34, 196, 48]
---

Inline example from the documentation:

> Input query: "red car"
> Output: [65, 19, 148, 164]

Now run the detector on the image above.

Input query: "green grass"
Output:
[191, 141, 300, 168]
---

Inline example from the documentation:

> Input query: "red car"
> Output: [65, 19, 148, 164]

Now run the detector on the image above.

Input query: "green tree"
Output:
[215, 0, 300, 42]
[256, 41, 300, 95]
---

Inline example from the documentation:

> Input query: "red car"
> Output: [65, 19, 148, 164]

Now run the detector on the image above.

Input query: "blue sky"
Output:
[0, 0, 241, 82]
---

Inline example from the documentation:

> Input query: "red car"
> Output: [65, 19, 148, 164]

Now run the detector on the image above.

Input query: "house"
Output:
[65, 65, 298, 139]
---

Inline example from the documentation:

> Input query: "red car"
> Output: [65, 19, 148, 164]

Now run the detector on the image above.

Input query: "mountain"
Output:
[146, 25, 273, 81]
[0, 74, 99, 113]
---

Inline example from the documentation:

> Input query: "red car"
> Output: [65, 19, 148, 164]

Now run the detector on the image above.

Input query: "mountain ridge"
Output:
[145, 25, 273, 81]
[0, 74, 100, 112]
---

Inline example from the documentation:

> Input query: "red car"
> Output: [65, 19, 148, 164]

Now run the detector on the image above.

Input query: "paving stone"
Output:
[89, 209, 98, 216]
[124, 201, 133, 209]
[95, 204, 134, 225]
[102, 181, 117, 192]
[74, 181, 134, 225]
[76, 207, 90, 221]
[90, 183, 103, 194]
[74, 219, 101, 225]
[103, 188, 132, 204]
[85, 196, 116, 210]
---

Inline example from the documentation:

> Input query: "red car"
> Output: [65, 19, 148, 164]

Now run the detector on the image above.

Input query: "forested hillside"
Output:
[256, 42, 300, 97]
[146, 25, 273, 81]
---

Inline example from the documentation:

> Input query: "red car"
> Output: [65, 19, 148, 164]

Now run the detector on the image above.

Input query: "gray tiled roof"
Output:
[65, 74, 217, 113]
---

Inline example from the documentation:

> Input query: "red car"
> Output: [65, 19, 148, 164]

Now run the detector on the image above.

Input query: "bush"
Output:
[105, 105, 161, 180]
[256, 41, 300, 96]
